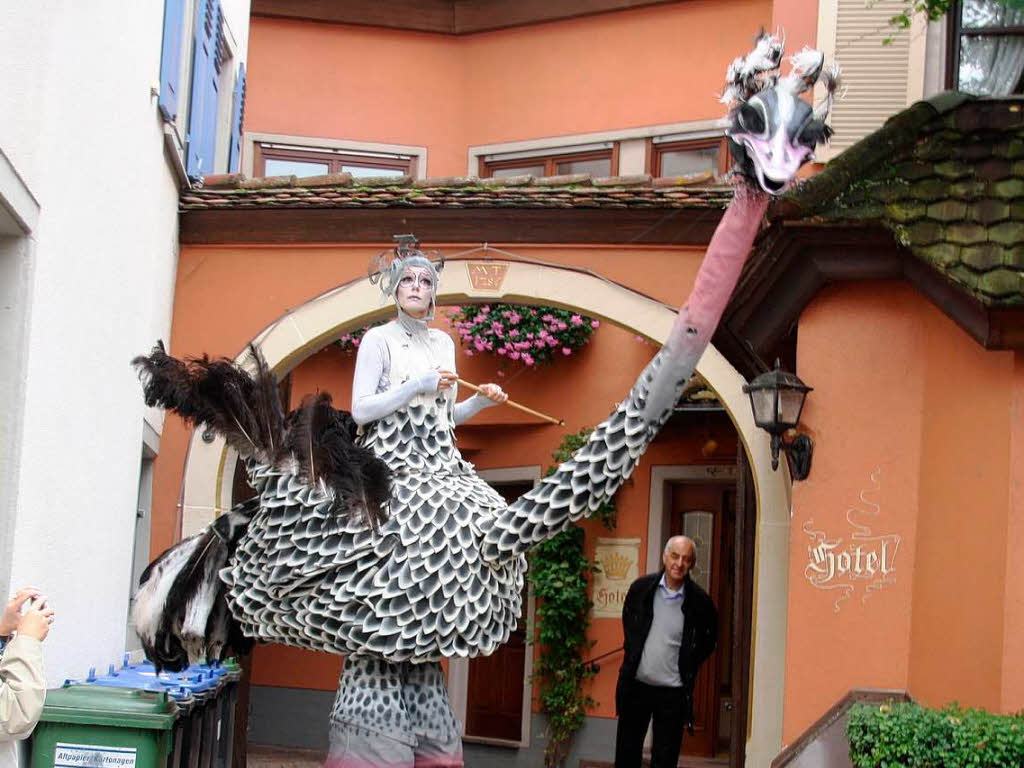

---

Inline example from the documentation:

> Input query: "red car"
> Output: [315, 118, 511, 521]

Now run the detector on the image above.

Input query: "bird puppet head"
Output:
[722, 33, 842, 195]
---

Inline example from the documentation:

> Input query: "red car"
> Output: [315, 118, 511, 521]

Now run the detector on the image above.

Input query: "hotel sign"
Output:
[802, 469, 901, 612]
[593, 537, 641, 618]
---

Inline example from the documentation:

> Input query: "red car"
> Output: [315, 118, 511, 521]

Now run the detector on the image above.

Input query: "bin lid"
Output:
[41, 686, 177, 729]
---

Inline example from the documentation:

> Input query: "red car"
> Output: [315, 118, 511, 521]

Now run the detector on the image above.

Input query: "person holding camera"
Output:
[0, 586, 54, 768]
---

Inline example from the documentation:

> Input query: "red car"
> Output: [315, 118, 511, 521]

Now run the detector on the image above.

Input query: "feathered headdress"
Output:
[721, 31, 843, 195]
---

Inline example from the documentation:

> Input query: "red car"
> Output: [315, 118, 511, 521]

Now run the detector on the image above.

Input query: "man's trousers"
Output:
[614, 679, 687, 768]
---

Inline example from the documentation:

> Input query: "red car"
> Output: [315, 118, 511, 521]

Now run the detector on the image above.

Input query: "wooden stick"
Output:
[457, 378, 564, 426]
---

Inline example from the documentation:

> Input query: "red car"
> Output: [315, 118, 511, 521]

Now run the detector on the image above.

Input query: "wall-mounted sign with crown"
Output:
[592, 537, 641, 618]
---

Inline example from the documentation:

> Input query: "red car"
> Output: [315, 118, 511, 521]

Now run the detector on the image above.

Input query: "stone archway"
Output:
[178, 258, 790, 768]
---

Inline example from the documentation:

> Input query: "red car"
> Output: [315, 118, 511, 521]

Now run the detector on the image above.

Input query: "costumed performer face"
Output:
[394, 264, 435, 319]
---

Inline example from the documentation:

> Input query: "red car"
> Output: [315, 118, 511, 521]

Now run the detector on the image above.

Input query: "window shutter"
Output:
[816, 0, 927, 160]
[186, 0, 223, 179]
[157, 0, 186, 121]
[228, 64, 246, 173]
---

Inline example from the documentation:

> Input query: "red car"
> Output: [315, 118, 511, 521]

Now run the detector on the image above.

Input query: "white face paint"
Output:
[395, 266, 434, 318]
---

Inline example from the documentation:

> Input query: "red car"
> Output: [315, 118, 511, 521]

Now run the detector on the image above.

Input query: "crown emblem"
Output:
[600, 552, 632, 581]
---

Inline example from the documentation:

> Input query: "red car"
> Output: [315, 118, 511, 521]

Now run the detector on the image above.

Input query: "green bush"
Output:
[847, 701, 1024, 767]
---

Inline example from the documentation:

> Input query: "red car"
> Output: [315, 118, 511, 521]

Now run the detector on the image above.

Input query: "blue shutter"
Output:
[186, 0, 223, 179]
[227, 64, 246, 173]
[158, 0, 186, 121]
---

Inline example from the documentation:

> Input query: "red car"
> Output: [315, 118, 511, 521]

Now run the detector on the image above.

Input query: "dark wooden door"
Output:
[464, 480, 533, 742]
[669, 482, 732, 759]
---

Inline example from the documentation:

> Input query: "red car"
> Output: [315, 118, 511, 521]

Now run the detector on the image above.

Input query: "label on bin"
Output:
[54, 743, 137, 768]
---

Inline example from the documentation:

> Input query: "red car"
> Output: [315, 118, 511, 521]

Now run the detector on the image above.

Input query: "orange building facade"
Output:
[152, 3, 1024, 767]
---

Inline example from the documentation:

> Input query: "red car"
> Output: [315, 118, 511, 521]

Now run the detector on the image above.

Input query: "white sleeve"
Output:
[350, 330, 440, 425]
[446, 334, 500, 425]
[0, 635, 45, 741]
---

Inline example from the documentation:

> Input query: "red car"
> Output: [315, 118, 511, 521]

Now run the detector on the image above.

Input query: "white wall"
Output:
[0, 0, 249, 686]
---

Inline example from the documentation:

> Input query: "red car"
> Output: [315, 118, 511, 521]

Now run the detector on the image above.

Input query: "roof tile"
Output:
[961, 243, 1004, 271]
[972, 199, 1011, 224]
[988, 221, 1024, 246]
[926, 200, 967, 222]
[886, 201, 928, 222]
[945, 222, 988, 245]
[994, 178, 1024, 199]
[239, 175, 297, 190]
[295, 173, 353, 188]
[978, 268, 1022, 298]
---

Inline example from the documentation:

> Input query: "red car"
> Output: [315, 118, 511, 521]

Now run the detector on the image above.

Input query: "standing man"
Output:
[614, 535, 718, 768]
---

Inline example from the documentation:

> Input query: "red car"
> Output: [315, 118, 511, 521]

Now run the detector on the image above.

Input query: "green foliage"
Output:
[847, 701, 1024, 767]
[530, 526, 597, 767]
[528, 429, 618, 766]
[885, 0, 1024, 41]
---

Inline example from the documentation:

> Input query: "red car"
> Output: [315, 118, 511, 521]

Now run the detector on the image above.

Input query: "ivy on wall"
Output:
[528, 428, 617, 767]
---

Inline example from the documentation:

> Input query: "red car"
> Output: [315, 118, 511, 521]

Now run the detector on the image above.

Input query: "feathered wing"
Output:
[130, 343, 391, 670]
[481, 189, 770, 564]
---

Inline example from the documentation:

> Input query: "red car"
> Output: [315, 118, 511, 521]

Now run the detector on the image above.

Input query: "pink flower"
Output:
[591, 320, 600, 328]
[509, 351, 521, 360]
[534, 340, 546, 349]
[497, 348, 506, 355]
[530, 309, 538, 316]
[522, 353, 535, 366]
[509, 329, 519, 338]
[542, 314, 553, 322]
[354, 339, 360, 346]
[562, 347, 572, 355]
[557, 321, 567, 331]
[570, 314, 583, 326]
[497, 370, 505, 377]
[526, 333, 533, 340]
[509, 312, 521, 324]
[480, 306, 490, 316]
[474, 339, 486, 351]
[465, 349, 474, 356]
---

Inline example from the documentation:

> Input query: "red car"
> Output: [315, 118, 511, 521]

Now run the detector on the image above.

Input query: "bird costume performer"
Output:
[131, 34, 839, 768]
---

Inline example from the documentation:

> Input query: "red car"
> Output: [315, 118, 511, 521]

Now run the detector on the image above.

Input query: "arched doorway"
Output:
[177, 258, 790, 768]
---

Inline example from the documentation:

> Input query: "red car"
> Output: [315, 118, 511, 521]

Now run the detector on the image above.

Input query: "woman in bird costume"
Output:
[132, 35, 840, 768]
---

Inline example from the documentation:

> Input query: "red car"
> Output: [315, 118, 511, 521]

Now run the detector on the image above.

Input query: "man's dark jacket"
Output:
[616, 571, 718, 723]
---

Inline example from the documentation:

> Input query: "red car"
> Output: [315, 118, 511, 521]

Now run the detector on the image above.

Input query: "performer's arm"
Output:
[350, 329, 443, 426]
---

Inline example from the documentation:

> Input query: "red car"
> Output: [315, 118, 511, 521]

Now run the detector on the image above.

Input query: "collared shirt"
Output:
[658, 573, 686, 602]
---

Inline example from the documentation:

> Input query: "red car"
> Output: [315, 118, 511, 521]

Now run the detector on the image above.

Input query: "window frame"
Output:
[478, 145, 619, 178]
[254, 143, 418, 178]
[646, 136, 731, 179]
[945, 0, 1024, 93]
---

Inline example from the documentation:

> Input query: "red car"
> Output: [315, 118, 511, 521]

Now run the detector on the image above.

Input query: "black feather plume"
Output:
[284, 393, 391, 529]
[131, 342, 287, 465]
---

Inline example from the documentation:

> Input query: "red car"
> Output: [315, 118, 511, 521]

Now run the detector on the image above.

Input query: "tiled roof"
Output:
[770, 93, 1024, 307]
[180, 171, 734, 212]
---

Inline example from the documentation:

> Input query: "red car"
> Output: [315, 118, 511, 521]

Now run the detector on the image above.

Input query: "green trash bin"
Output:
[31, 686, 178, 768]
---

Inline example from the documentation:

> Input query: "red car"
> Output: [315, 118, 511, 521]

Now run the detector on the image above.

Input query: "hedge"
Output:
[847, 701, 1024, 767]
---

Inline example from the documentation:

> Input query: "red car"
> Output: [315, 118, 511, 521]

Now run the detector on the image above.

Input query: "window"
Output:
[948, 0, 1024, 96]
[479, 145, 618, 178]
[254, 143, 416, 178]
[158, 0, 247, 180]
[648, 136, 730, 179]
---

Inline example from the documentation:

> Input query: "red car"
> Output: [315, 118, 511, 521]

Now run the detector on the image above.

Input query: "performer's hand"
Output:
[0, 586, 39, 637]
[436, 370, 458, 391]
[478, 383, 508, 405]
[17, 597, 54, 641]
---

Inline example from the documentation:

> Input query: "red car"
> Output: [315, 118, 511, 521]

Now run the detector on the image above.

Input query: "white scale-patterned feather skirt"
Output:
[221, 396, 526, 662]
